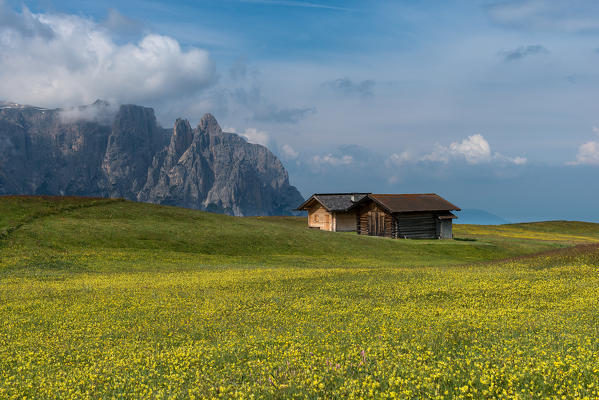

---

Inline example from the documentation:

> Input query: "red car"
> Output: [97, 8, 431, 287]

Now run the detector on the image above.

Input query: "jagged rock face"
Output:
[0, 105, 111, 196]
[0, 102, 304, 216]
[140, 113, 303, 215]
[101, 105, 169, 199]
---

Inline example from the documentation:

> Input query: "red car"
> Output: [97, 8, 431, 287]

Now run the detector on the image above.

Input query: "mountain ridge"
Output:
[454, 209, 510, 225]
[0, 101, 304, 216]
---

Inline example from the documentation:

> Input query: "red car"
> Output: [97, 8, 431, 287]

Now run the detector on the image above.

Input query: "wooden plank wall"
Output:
[357, 203, 395, 238]
[308, 204, 332, 231]
[335, 212, 358, 232]
[439, 219, 453, 239]
[396, 213, 437, 239]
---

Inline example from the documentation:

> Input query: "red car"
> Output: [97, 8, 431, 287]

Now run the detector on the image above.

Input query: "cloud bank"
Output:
[240, 128, 270, 147]
[58, 100, 118, 125]
[421, 134, 527, 165]
[573, 142, 599, 165]
[311, 153, 354, 167]
[289, 134, 527, 198]
[0, 4, 216, 108]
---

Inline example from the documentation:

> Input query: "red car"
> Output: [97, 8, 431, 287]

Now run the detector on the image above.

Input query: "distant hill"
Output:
[0, 101, 303, 216]
[454, 209, 510, 225]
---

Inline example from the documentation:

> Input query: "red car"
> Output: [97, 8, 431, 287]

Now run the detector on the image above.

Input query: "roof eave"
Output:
[370, 193, 461, 213]
[296, 195, 333, 212]
[296, 195, 317, 211]
[393, 208, 461, 213]
[364, 195, 394, 214]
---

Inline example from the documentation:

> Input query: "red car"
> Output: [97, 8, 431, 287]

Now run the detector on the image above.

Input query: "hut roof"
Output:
[296, 193, 370, 212]
[367, 193, 461, 213]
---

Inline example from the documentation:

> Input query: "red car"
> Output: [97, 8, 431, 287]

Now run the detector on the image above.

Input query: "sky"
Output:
[1, 0, 599, 222]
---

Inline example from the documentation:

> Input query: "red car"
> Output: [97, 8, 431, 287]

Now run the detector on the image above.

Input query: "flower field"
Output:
[1, 197, 599, 398]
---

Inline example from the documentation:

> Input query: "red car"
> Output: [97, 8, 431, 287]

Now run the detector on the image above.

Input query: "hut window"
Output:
[313, 214, 319, 222]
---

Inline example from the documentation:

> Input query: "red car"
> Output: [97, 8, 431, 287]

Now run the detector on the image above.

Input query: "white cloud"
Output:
[567, 127, 599, 166]
[423, 134, 491, 164]
[0, 5, 215, 108]
[58, 101, 118, 125]
[488, 152, 528, 165]
[449, 134, 492, 163]
[239, 128, 270, 147]
[511, 156, 528, 165]
[422, 134, 526, 165]
[574, 141, 599, 165]
[386, 151, 412, 166]
[281, 144, 299, 159]
[311, 153, 353, 167]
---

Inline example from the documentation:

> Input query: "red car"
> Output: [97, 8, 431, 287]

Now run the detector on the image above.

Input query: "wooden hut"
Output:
[354, 194, 460, 239]
[296, 193, 370, 232]
[298, 193, 460, 239]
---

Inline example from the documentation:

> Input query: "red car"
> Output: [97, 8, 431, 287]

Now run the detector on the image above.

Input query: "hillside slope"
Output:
[1, 196, 598, 274]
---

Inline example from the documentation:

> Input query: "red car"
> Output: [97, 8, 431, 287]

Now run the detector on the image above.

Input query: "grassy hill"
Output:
[1, 195, 597, 275]
[1, 196, 599, 398]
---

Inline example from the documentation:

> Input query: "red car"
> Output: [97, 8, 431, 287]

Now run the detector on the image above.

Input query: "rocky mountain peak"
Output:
[113, 104, 157, 130]
[0, 101, 304, 216]
[169, 118, 194, 161]
[92, 99, 110, 107]
[102, 104, 168, 198]
[198, 113, 221, 136]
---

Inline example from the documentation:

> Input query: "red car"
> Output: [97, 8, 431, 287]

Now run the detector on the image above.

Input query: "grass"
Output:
[1, 196, 595, 275]
[1, 196, 599, 398]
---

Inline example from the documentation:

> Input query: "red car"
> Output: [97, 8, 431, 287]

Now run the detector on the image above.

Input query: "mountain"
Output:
[0, 101, 304, 216]
[454, 209, 510, 225]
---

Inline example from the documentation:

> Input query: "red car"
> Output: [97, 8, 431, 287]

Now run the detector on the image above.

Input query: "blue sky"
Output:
[2, 0, 599, 221]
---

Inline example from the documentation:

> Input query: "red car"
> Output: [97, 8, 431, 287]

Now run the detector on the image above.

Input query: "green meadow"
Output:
[1, 196, 599, 399]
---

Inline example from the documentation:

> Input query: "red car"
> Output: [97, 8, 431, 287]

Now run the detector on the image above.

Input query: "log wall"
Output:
[357, 202, 395, 238]
[356, 200, 453, 239]
[396, 213, 437, 239]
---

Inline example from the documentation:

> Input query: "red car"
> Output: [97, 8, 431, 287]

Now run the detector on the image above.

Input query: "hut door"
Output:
[369, 212, 385, 236]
